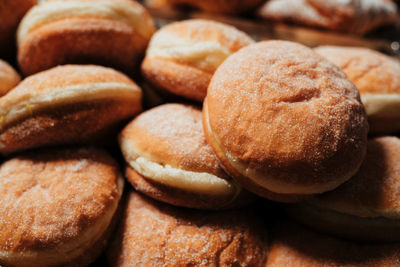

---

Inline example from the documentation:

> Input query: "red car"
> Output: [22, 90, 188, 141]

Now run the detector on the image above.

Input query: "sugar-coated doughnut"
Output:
[107, 191, 268, 266]
[17, 0, 156, 75]
[287, 136, 400, 242]
[203, 40, 368, 201]
[0, 64, 142, 155]
[141, 19, 254, 102]
[315, 46, 400, 134]
[0, 147, 124, 267]
[119, 103, 254, 209]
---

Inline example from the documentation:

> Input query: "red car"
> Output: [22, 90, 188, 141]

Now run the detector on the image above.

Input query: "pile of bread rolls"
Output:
[0, 0, 400, 266]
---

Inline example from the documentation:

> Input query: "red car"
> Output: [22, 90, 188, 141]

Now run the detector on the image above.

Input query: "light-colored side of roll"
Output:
[361, 93, 400, 118]
[120, 136, 236, 197]
[0, 82, 141, 131]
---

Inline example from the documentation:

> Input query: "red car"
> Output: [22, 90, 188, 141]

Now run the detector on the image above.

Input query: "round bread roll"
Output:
[119, 103, 253, 209]
[0, 64, 142, 155]
[141, 19, 254, 102]
[0, 0, 37, 57]
[164, 0, 264, 14]
[286, 136, 400, 242]
[107, 190, 268, 266]
[315, 46, 400, 134]
[0, 147, 124, 267]
[204, 40, 368, 202]
[266, 221, 400, 267]
[17, 0, 156, 76]
[0, 60, 21, 97]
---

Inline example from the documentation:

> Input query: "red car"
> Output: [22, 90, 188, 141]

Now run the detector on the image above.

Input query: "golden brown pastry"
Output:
[164, 0, 264, 14]
[266, 221, 400, 267]
[119, 103, 254, 209]
[0, 0, 37, 56]
[0, 60, 21, 97]
[315, 46, 400, 134]
[17, 0, 156, 76]
[0, 147, 124, 267]
[258, 0, 398, 35]
[141, 19, 254, 102]
[203, 40, 368, 202]
[0, 64, 142, 155]
[286, 136, 400, 242]
[107, 190, 268, 266]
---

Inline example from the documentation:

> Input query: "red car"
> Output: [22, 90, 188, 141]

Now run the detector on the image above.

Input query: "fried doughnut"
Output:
[0, 147, 124, 267]
[119, 103, 253, 209]
[0, 64, 142, 155]
[315, 46, 400, 134]
[141, 19, 254, 102]
[287, 136, 400, 242]
[0, 60, 21, 97]
[203, 40, 368, 201]
[107, 191, 268, 266]
[17, 0, 156, 75]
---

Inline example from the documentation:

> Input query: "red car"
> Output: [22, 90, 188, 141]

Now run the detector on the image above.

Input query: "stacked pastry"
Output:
[0, 0, 399, 266]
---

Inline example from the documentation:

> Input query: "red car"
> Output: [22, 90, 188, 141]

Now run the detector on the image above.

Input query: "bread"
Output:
[203, 40, 368, 202]
[286, 136, 400, 242]
[0, 147, 124, 267]
[107, 190, 268, 266]
[0, 64, 142, 155]
[0, 60, 21, 97]
[315, 46, 400, 134]
[266, 220, 400, 267]
[164, 0, 264, 14]
[0, 0, 37, 56]
[17, 0, 156, 76]
[141, 19, 254, 102]
[119, 103, 254, 209]
[258, 0, 398, 35]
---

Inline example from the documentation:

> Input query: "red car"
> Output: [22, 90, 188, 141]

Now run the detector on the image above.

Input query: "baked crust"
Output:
[107, 191, 268, 266]
[266, 221, 400, 267]
[315, 46, 400, 134]
[18, 0, 155, 75]
[119, 103, 253, 209]
[0, 65, 142, 155]
[141, 19, 253, 101]
[0, 60, 20, 97]
[258, 0, 398, 35]
[204, 40, 368, 198]
[0, 147, 124, 267]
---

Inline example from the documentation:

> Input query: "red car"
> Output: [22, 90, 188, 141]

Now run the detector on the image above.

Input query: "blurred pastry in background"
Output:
[0, 0, 37, 57]
[287, 136, 400, 242]
[315, 45, 400, 134]
[258, 0, 398, 35]
[0, 65, 142, 155]
[204, 40, 368, 202]
[141, 19, 254, 102]
[107, 190, 268, 266]
[0, 60, 21, 97]
[162, 0, 265, 14]
[266, 220, 400, 267]
[0, 147, 124, 267]
[17, 0, 156, 76]
[119, 104, 254, 210]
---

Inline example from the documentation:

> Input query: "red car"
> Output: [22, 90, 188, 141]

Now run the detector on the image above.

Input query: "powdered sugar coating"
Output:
[205, 40, 368, 195]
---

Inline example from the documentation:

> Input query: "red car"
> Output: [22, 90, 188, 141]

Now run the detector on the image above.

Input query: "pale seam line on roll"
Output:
[146, 30, 232, 73]
[203, 102, 359, 195]
[0, 175, 124, 266]
[17, 0, 154, 45]
[0, 82, 141, 130]
[120, 138, 236, 196]
[361, 93, 400, 117]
